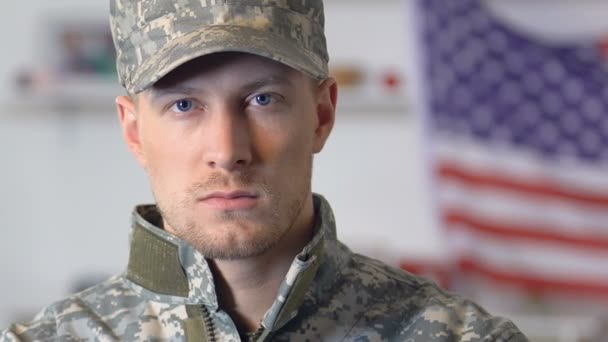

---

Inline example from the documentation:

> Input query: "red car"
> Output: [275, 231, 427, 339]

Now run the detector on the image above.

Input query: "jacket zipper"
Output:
[201, 305, 217, 342]
[248, 326, 264, 342]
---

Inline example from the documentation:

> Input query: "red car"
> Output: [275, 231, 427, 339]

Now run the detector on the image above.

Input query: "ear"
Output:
[116, 95, 147, 169]
[312, 77, 338, 153]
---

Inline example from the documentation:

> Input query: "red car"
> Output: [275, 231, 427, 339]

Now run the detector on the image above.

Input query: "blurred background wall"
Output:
[2, 1, 608, 341]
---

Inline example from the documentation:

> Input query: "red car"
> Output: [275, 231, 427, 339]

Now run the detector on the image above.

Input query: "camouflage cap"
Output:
[109, 0, 329, 94]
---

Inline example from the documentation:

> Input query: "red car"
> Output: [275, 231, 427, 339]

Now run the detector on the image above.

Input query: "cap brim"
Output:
[129, 25, 328, 94]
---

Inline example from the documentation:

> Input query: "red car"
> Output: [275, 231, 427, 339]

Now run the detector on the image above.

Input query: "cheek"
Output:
[251, 115, 315, 168]
[140, 124, 195, 187]
[142, 115, 198, 160]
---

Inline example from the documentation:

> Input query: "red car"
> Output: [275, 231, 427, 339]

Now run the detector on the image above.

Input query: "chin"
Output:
[180, 217, 285, 258]
[192, 232, 283, 260]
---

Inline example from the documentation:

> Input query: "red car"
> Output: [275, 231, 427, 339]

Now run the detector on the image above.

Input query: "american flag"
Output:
[417, 0, 608, 297]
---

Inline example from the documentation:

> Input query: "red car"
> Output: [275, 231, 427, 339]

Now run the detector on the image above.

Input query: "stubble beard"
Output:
[152, 161, 312, 260]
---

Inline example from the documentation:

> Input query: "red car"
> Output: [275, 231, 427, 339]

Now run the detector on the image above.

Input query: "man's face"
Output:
[117, 53, 336, 259]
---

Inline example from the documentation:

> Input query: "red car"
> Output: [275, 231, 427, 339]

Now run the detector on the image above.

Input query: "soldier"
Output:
[2, 0, 527, 341]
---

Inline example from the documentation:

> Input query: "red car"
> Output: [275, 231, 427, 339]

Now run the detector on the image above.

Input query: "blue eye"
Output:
[255, 94, 272, 106]
[174, 99, 194, 112]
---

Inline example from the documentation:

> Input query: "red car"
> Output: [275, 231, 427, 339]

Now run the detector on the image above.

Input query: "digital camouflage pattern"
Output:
[1, 195, 528, 341]
[110, 0, 329, 94]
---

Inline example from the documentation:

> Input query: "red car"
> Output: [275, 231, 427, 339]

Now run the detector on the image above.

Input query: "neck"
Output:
[209, 195, 316, 334]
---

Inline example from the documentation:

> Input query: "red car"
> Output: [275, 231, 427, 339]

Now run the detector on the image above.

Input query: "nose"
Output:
[203, 106, 252, 171]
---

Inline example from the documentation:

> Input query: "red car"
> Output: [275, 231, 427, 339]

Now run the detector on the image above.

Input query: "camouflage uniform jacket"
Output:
[2, 195, 527, 341]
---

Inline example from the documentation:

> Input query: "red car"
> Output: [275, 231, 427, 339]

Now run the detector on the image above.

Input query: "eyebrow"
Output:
[239, 76, 294, 93]
[147, 86, 201, 103]
[148, 75, 295, 103]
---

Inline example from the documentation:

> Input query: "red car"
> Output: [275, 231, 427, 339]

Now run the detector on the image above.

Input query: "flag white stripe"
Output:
[447, 228, 608, 283]
[438, 182, 608, 239]
[434, 135, 608, 192]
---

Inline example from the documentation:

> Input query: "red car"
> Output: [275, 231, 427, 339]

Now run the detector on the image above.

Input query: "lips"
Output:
[199, 190, 259, 210]
[202, 190, 258, 200]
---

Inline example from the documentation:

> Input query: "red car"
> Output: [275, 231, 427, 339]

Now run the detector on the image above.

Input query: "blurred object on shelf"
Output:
[330, 62, 408, 112]
[10, 18, 119, 114]
[11, 69, 121, 114]
[381, 69, 403, 93]
[331, 64, 364, 88]
[47, 19, 115, 78]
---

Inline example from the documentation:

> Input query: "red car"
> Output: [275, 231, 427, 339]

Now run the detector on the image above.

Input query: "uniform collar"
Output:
[126, 193, 340, 331]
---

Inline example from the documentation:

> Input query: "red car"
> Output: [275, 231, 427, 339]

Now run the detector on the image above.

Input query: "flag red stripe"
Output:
[459, 258, 608, 297]
[444, 210, 608, 251]
[437, 162, 608, 207]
